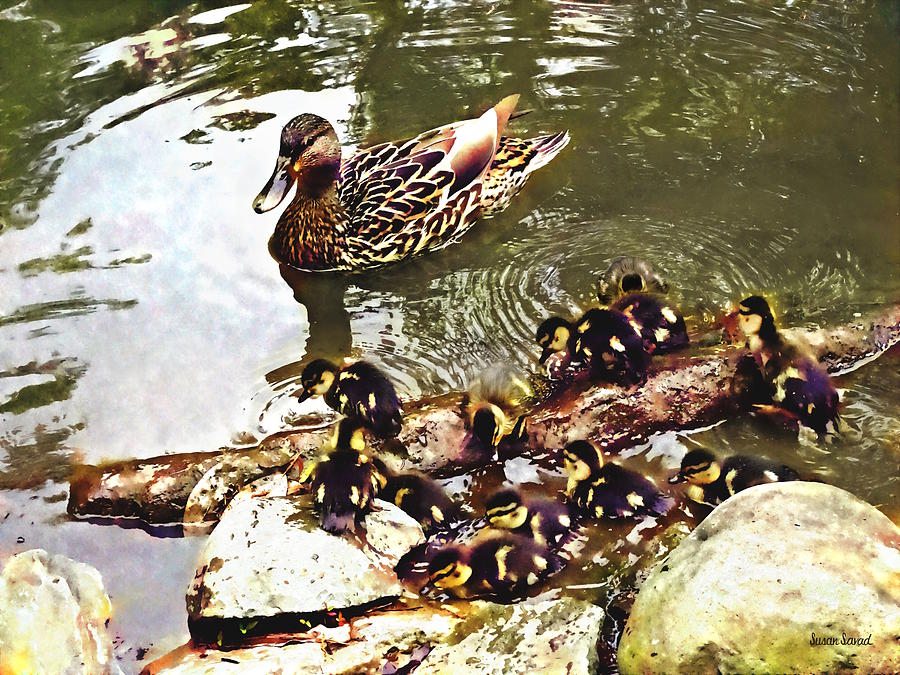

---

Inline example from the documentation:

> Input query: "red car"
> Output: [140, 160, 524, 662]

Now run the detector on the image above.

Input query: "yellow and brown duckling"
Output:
[563, 440, 671, 519]
[669, 447, 800, 506]
[596, 256, 669, 304]
[379, 470, 460, 534]
[310, 419, 388, 534]
[536, 309, 650, 386]
[610, 292, 689, 355]
[253, 96, 569, 271]
[425, 533, 561, 601]
[465, 366, 532, 452]
[732, 295, 839, 434]
[484, 487, 574, 549]
[297, 358, 403, 439]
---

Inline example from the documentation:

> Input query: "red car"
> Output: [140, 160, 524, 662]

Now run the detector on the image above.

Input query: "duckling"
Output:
[610, 292, 689, 355]
[596, 256, 669, 304]
[464, 366, 532, 451]
[380, 471, 459, 533]
[536, 309, 649, 386]
[563, 440, 670, 519]
[669, 447, 800, 506]
[733, 295, 839, 434]
[310, 419, 387, 533]
[426, 533, 560, 601]
[484, 487, 574, 549]
[296, 358, 403, 439]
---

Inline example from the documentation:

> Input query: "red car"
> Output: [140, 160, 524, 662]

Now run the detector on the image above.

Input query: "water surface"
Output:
[0, 0, 898, 664]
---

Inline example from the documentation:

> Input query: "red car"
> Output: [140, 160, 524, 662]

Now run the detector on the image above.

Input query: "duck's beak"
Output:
[668, 472, 686, 485]
[295, 388, 312, 403]
[253, 154, 295, 213]
[538, 347, 553, 364]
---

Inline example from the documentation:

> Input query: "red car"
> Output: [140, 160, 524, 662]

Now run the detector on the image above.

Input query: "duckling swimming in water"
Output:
[297, 358, 403, 439]
[464, 366, 532, 451]
[610, 292, 689, 355]
[563, 440, 670, 519]
[484, 487, 574, 549]
[733, 295, 839, 434]
[596, 256, 669, 304]
[380, 471, 459, 533]
[426, 533, 561, 601]
[536, 309, 649, 386]
[310, 420, 387, 533]
[669, 447, 800, 506]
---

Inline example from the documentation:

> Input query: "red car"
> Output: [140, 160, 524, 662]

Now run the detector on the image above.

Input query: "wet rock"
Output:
[0, 549, 120, 675]
[186, 494, 420, 624]
[183, 463, 288, 533]
[618, 482, 900, 674]
[418, 596, 605, 675]
[143, 605, 461, 674]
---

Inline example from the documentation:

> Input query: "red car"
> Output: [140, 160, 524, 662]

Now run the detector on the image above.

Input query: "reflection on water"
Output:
[0, 0, 898, 661]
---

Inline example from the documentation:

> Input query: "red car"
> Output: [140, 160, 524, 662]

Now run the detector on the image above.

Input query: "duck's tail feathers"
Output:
[493, 94, 521, 135]
[524, 130, 570, 173]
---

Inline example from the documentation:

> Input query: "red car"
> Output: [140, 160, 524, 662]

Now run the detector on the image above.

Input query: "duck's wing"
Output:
[338, 96, 520, 263]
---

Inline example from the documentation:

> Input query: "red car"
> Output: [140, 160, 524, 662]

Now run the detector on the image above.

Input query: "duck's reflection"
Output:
[264, 265, 352, 387]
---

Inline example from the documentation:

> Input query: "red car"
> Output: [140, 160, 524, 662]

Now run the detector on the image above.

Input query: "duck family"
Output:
[295, 255, 835, 601]
[264, 94, 841, 605]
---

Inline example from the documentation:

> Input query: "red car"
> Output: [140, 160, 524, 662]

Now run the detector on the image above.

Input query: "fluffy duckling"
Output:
[426, 533, 560, 601]
[465, 366, 532, 451]
[297, 358, 403, 439]
[484, 487, 574, 549]
[611, 292, 689, 355]
[310, 420, 387, 533]
[669, 447, 800, 506]
[734, 295, 839, 434]
[380, 471, 459, 533]
[563, 440, 670, 519]
[536, 309, 649, 386]
[596, 256, 669, 304]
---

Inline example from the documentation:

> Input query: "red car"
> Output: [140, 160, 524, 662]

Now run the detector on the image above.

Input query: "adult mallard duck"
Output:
[252, 95, 569, 271]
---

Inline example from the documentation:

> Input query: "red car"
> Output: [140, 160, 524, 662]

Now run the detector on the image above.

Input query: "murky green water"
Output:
[1, 0, 898, 666]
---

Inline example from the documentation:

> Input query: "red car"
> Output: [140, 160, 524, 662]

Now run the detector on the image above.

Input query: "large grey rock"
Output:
[418, 596, 604, 675]
[0, 549, 120, 675]
[619, 482, 900, 674]
[186, 494, 421, 621]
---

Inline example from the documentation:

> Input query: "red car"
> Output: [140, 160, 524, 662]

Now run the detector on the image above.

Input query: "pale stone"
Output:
[0, 549, 120, 675]
[186, 495, 414, 621]
[618, 482, 900, 674]
[418, 596, 605, 675]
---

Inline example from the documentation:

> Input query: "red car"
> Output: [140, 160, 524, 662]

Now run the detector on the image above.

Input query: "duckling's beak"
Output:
[668, 472, 687, 485]
[538, 347, 553, 364]
[295, 388, 312, 403]
[253, 154, 295, 213]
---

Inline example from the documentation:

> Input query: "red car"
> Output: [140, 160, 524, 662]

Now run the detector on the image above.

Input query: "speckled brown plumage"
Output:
[255, 95, 569, 271]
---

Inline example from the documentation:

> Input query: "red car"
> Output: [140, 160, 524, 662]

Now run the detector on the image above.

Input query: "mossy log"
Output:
[68, 304, 900, 526]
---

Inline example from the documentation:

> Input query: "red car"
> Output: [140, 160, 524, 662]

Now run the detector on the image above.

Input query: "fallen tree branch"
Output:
[68, 304, 900, 525]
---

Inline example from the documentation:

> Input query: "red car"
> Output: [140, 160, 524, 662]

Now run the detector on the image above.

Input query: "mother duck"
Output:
[252, 95, 569, 271]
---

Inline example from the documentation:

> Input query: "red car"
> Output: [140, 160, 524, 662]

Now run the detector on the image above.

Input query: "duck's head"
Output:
[563, 440, 603, 480]
[597, 256, 669, 304]
[253, 114, 341, 213]
[485, 487, 529, 530]
[535, 317, 572, 363]
[427, 546, 472, 589]
[331, 418, 367, 452]
[472, 403, 506, 448]
[669, 448, 721, 485]
[734, 295, 777, 342]
[297, 358, 339, 402]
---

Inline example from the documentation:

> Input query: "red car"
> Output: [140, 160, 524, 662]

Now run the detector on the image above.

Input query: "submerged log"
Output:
[68, 304, 900, 525]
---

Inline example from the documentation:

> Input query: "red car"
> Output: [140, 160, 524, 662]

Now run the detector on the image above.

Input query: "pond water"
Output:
[1, 0, 898, 666]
